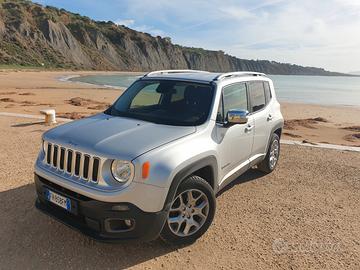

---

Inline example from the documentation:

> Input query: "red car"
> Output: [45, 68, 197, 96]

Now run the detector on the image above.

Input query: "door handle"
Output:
[245, 124, 254, 132]
[267, 114, 273, 121]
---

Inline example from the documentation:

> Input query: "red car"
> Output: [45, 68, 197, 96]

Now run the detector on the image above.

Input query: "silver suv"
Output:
[35, 70, 284, 244]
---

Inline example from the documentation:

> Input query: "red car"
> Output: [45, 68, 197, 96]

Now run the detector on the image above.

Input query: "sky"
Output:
[34, 0, 360, 73]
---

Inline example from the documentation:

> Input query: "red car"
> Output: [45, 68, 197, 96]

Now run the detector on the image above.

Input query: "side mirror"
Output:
[226, 109, 249, 125]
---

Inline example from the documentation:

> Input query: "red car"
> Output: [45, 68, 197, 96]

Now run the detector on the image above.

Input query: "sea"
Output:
[70, 74, 360, 107]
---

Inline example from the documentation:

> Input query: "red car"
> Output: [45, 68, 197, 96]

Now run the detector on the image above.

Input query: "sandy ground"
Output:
[281, 103, 360, 146]
[0, 70, 359, 146]
[0, 70, 124, 118]
[0, 116, 359, 269]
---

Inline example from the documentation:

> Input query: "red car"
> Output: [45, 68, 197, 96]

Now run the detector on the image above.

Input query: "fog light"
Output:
[124, 219, 132, 227]
[104, 218, 135, 232]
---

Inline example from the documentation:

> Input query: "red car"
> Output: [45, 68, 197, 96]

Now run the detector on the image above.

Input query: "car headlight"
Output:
[111, 160, 134, 183]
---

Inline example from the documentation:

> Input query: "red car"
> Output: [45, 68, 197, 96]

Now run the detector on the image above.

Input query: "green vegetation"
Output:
[0, 0, 348, 75]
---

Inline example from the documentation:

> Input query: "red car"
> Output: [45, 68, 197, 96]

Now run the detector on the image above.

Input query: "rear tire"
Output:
[257, 133, 280, 173]
[160, 175, 216, 245]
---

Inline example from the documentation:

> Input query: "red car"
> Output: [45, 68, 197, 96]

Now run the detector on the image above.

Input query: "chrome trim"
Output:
[227, 109, 249, 125]
[43, 141, 102, 184]
[145, 69, 209, 77]
[49, 143, 54, 167]
[214, 71, 266, 81]
[71, 150, 76, 175]
[88, 156, 94, 181]
[94, 158, 101, 183]
[56, 145, 60, 168]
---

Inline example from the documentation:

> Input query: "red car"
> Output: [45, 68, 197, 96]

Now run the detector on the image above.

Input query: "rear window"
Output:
[263, 81, 272, 104]
[248, 81, 266, 112]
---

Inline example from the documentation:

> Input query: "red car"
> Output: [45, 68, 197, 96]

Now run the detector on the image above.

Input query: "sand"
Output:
[281, 103, 360, 146]
[0, 70, 359, 148]
[0, 115, 359, 269]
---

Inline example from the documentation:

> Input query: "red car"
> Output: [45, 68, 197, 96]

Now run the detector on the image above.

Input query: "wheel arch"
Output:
[162, 156, 218, 211]
[266, 121, 283, 151]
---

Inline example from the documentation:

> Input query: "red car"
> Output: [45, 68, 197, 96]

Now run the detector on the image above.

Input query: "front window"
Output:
[105, 80, 214, 126]
[217, 82, 248, 123]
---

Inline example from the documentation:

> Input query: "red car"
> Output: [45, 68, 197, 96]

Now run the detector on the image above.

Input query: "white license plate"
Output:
[45, 189, 71, 211]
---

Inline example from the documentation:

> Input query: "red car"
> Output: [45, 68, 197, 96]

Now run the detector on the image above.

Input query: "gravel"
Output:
[0, 116, 359, 269]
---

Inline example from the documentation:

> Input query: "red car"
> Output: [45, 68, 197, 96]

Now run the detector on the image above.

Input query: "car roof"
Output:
[140, 70, 268, 84]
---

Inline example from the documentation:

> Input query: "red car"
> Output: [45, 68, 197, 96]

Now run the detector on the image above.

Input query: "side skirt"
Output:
[217, 153, 265, 191]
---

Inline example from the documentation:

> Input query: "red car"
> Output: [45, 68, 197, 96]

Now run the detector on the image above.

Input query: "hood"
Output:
[43, 113, 196, 160]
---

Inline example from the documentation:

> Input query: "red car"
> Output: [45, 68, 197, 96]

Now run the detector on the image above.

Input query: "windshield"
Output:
[105, 80, 214, 126]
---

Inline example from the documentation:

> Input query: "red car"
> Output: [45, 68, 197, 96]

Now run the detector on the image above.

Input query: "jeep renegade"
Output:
[34, 70, 284, 244]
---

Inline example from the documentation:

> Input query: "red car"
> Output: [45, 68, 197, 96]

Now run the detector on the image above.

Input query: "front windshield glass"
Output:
[105, 80, 214, 126]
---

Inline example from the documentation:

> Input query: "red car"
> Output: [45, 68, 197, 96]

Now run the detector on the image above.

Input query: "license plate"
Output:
[45, 189, 71, 211]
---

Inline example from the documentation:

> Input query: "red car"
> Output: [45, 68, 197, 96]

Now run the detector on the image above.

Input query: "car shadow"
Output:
[216, 168, 267, 197]
[1, 170, 265, 268]
[0, 183, 178, 269]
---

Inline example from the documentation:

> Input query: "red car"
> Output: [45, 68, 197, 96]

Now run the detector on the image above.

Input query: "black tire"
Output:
[160, 175, 216, 245]
[257, 133, 280, 173]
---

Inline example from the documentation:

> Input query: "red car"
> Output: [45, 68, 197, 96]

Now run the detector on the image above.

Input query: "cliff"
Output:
[0, 0, 347, 76]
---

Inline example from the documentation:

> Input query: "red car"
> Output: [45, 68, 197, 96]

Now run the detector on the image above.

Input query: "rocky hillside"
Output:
[0, 0, 347, 75]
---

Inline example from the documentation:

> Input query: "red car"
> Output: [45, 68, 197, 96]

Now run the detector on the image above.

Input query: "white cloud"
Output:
[218, 6, 255, 20]
[111, 0, 360, 72]
[114, 18, 166, 36]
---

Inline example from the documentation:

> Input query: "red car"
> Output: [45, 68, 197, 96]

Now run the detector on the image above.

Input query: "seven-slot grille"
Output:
[44, 142, 100, 182]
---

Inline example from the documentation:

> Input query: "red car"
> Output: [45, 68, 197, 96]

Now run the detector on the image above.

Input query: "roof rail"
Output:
[213, 71, 266, 81]
[144, 69, 209, 77]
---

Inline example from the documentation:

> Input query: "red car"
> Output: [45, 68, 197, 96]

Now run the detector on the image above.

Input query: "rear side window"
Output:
[248, 82, 266, 112]
[263, 81, 272, 103]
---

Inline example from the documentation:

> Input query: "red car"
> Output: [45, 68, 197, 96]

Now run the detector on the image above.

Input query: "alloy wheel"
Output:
[269, 139, 279, 169]
[167, 189, 209, 237]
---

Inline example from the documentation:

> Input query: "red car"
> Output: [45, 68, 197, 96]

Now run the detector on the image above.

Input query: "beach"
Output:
[0, 70, 359, 268]
[0, 70, 359, 146]
[0, 115, 359, 269]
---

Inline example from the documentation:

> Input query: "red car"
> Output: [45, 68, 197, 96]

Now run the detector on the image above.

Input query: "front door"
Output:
[214, 82, 254, 187]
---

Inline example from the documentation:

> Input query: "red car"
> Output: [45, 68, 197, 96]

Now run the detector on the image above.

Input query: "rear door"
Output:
[247, 81, 273, 157]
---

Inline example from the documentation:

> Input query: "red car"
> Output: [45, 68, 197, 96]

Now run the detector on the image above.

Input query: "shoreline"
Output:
[60, 74, 123, 90]
[0, 70, 359, 146]
[61, 71, 360, 108]
[59, 72, 143, 90]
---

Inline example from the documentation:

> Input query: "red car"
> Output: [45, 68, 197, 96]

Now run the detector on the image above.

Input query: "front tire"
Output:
[257, 133, 280, 173]
[160, 175, 216, 245]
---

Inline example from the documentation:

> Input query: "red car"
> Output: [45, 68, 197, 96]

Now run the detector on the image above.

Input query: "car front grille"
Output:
[44, 141, 100, 183]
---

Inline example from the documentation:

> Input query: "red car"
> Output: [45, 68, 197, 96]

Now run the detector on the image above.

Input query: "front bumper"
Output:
[35, 174, 168, 242]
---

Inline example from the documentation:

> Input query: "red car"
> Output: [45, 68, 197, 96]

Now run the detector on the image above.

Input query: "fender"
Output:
[271, 121, 284, 137]
[266, 121, 284, 152]
[162, 156, 218, 211]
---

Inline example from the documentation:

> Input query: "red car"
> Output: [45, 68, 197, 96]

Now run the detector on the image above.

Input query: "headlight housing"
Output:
[111, 160, 134, 183]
